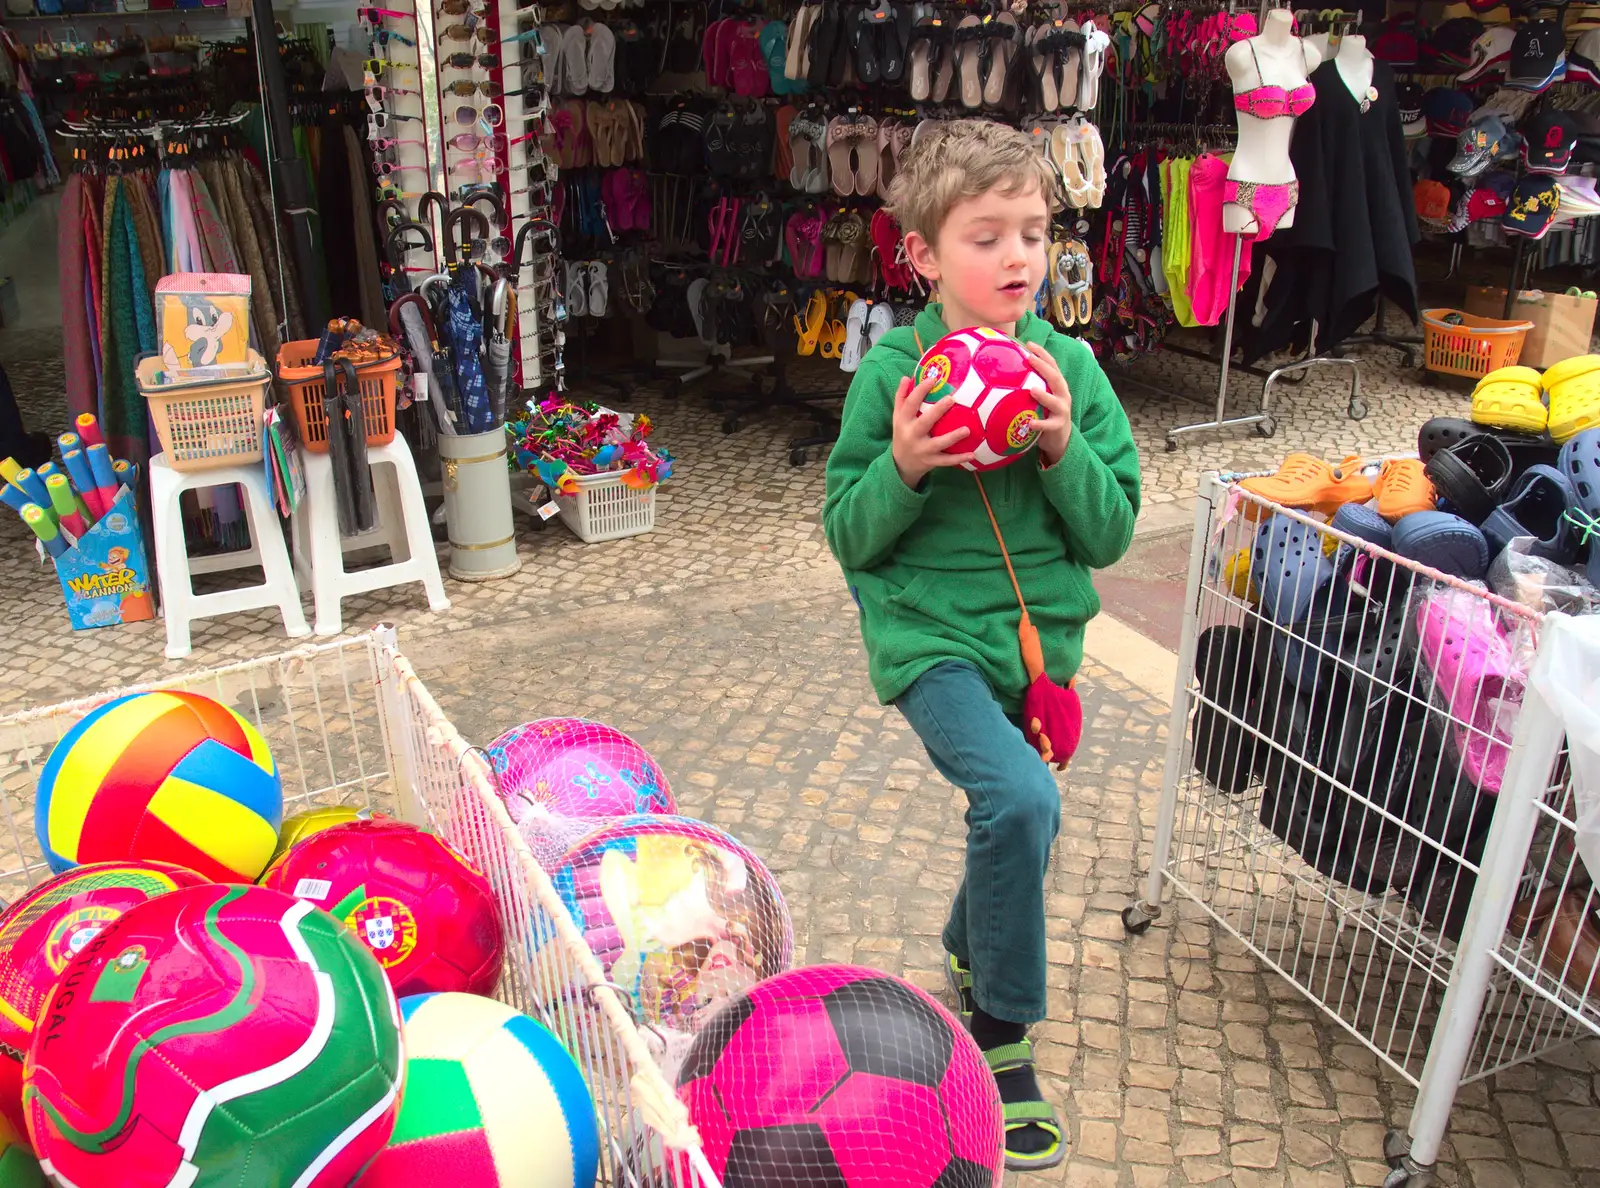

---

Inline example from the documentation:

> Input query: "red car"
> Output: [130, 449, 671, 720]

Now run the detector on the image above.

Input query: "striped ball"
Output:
[356, 993, 599, 1188]
[35, 691, 283, 882]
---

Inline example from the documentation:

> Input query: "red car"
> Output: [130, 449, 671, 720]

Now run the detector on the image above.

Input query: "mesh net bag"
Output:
[674, 964, 1005, 1188]
[486, 717, 675, 820]
[549, 815, 792, 1060]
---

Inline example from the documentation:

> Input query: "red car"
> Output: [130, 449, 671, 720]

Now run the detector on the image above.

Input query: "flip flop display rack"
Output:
[1127, 404, 1600, 1186]
[522, 0, 1110, 462]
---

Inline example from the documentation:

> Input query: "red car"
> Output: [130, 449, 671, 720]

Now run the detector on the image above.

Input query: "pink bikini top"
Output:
[1233, 39, 1315, 119]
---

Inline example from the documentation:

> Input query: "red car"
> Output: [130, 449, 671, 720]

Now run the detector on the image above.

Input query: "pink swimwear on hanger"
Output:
[1188, 154, 1255, 326]
[1232, 39, 1315, 119]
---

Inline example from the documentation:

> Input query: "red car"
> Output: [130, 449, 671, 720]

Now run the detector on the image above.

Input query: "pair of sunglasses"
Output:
[357, 5, 413, 21]
[450, 149, 505, 177]
[442, 23, 492, 44]
[443, 78, 498, 97]
[367, 110, 421, 132]
[453, 103, 505, 127]
[363, 57, 415, 75]
[368, 28, 415, 47]
[440, 0, 487, 12]
[373, 159, 428, 178]
[370, 135, 425, 152]
[443, 51, 499, 69]
[449, 131, 509, 154]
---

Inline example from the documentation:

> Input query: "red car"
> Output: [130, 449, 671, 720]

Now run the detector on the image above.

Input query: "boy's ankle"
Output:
[971, 1006, 1026, 1051]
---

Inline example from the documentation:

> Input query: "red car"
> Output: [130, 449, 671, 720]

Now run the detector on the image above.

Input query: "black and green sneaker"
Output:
[944, 953, 975, 1028]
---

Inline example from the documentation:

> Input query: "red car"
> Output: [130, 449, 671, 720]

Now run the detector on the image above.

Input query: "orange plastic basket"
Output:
[1421, 308, 1534, 379]
[275, 340, 400, 453]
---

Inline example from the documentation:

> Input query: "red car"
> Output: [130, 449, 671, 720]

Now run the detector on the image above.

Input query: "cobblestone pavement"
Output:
[2, 320, 1597, 1187]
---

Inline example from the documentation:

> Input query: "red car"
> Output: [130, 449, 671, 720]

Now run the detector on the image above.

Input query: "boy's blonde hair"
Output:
[885, 119, 1061, 245]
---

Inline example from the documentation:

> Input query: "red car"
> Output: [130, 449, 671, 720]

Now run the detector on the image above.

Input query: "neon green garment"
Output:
[1164, 157, 1197, 328]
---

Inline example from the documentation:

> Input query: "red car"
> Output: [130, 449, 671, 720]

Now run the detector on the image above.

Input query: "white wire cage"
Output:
[1123, 472, 1595, 1188]
[0, 627, 722, 1188]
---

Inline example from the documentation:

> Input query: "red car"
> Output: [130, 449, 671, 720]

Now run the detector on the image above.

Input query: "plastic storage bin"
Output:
[555, 470, 657, 543]
[137, 352, 269, 472]
[1422, 308, 1534, 379]
[275, 340, 399, 453]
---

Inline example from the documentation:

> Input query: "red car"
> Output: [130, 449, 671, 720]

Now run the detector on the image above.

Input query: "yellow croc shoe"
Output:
[1474, 365, 1543, 394]
[1548, 372, 1600, 442]
[1472, 376, 1548, 434]
[1540, 354, 1600, 391]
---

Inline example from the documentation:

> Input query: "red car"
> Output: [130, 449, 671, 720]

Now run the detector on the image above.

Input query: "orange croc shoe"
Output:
[1239, 453, 1374, 516]
[1373, 458, 1438, 522]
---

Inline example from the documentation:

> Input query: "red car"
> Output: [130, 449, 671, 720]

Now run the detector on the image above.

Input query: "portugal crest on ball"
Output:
[917, 326, 1049, 473]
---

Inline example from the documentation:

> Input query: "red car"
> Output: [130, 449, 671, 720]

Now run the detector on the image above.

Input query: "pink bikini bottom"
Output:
[1223, 179, 1300, 241]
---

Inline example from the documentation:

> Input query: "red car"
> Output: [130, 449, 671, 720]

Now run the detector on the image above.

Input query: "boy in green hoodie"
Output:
[823, 120, 1141, 1171]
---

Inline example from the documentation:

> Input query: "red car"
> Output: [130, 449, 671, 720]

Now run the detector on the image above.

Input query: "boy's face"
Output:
[905, 182, 1051, 331]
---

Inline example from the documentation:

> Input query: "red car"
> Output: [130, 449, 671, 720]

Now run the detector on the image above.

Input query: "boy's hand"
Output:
[1024, 343, 1073, 466]
[891, 373, 977, 488]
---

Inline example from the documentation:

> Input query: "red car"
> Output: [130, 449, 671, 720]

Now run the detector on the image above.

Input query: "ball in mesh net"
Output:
[487, 717, 675, 824]
[675, 964, 1004, 1188]
[550, 815, 792, 1042]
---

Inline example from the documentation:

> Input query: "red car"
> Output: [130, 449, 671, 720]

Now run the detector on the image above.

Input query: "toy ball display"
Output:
[0, 860, 210, 1147]
[23, 883, 403, 1188]
[676, 965, 1004, 1188]
[551, 816, 792, 1043]
[271, 804, 375, 863]
[355, 992, 599, 1188]
[487, 718, 675, 820]
[261, 817, 504, 998]
[35, 690, 284, 882]
[916, 326, 1048, 472]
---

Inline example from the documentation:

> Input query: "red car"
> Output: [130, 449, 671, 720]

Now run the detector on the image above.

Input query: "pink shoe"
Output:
[1413, 588, 1527, 795]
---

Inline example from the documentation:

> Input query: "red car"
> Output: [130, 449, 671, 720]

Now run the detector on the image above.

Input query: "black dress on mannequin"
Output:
[1243, 58, 1419, 366]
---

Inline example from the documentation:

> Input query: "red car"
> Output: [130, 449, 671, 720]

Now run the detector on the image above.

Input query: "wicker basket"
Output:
[275, 340, 399, 454]
[137, 352, 269, 472]
[1422, 308, 1535, 379]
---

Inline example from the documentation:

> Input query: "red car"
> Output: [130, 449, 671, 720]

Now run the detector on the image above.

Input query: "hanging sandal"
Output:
[953, 15, 985, 108]
[1047, 241, 1073, 327]
[1050, 124, 1091, 208]
[984, 1040, 1067, 1171]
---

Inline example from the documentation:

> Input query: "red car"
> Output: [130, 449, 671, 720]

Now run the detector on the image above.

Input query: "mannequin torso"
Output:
[1333, 33, 1374, 107]
[1224, 9, 1321, 234]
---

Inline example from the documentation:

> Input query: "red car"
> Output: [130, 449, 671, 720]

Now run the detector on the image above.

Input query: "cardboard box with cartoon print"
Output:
[155, 273, 252, 373]
[52, 487, 155, 630]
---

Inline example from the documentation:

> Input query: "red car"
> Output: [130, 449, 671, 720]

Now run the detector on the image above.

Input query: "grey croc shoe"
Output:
[1392, 510, 1491, 581]
[1481, 464, 1581, 564]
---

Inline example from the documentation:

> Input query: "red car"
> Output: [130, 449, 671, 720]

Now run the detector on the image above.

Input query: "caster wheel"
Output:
[1121, 905, 1155, 935]
[722, 417, 740, 434]
[1164, 436, 1178, 453]
[790, 449, 807, 466]
[1384, 1130, 1409, 1166]
[1349, 397, 1369, 421]
[1256, 416, 1277, 439]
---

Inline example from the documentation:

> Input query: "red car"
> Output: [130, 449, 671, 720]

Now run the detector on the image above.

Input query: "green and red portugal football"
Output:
[22, 884, 404, 1188]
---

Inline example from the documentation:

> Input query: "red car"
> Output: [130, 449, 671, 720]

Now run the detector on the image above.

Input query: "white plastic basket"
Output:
[556, 471, 657, 543]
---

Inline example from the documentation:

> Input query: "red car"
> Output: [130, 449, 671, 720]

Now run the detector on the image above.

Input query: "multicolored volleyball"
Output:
[261, 817, 504, 998]
[23, 884, 404, 1188]
[355, 992, 599, 1188]
[676, 965, 1004, 1188]
[917, 327, 1048, 472]
[35, 690, 283, 882]
[271, 804, 375, 863]
[487, 718, 675, 820]
[0, 861, 210, 1146]
[550, 815, 792, 1041]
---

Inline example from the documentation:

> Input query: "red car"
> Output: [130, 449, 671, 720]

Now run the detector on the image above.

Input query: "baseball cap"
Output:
[1458, 26, 1519, 82]
[1449, 112, 1513, 175]
[1568, 4, 1600, 33]
[1502, 175, 1561, 238]
[1467, 185, 1509, 219]
[1509, 19, 1568, 90]
[1568, 28, 1600, 85]
[1398, 82, 1427, 136]
[1523, 109, 1578, 172]
[1424, 88, 1477, 136]
[1374, 27, 1420, 66]
[1415, 178, 1453, 221]
[1428, 17, 1487, 68]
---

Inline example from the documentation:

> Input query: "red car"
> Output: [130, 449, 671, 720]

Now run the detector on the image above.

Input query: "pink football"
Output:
[676, 964, 1004, 1187]
[916, 327, 1048, 472]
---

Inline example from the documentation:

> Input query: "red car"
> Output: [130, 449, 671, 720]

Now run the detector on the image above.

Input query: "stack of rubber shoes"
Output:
[1544, 354, 1600, 443]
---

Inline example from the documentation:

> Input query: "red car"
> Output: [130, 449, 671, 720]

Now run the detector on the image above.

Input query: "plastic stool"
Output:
[290, 435, 449, 635]
[149, 452, 311, 660]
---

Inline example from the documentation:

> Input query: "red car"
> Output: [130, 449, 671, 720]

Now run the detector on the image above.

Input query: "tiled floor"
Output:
[3, 310, 1595, 1187]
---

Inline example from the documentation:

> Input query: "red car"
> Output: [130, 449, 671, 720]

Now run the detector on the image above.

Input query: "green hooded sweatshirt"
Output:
[822, 306, 1142, 713]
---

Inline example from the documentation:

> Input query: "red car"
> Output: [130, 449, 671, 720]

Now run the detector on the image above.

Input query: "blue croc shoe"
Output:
[1391, 510, 1491, 580]
[1481, 464, 1581, 564]
[1330, 502, 1395, 550]
[1558, 427, 1600, 587]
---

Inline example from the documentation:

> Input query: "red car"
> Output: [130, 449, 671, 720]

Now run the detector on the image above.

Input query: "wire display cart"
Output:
[1122, 473, 1599, 1188]
[0, 627, 723, 1188]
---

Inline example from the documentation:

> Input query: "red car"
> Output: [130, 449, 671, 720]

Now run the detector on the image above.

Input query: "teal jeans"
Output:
[896, 660, 1061, 1025]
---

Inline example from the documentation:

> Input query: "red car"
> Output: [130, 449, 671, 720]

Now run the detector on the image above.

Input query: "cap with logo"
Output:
[1467, 185, 1509, 219]
[1502, 175, 1562, 238]
[1449, 111, 1516, 175]
[1423, 86, 1477, 136]
[1374, 26, 1421, 65]
[1458, 26, 1519, 81]
[1509, 19, 1569, 90]
[1397, 81, 1427, 136]
[1523, 109, 1578, 172]
[1414, 178, 1454, 222]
